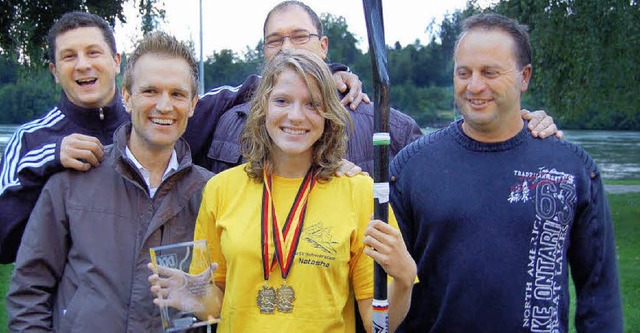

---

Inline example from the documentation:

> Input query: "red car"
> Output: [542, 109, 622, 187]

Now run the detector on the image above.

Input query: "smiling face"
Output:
[453, 28, 531, 142]
[266, 68, 325, 164]
[123, 54, 197, 155]
[49, 27, 121, 109]
[263, 5, 328, 61]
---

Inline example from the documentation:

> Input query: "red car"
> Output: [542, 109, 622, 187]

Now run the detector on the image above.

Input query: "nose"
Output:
[156, 92, 173, 113]
[467, 73, 486, 93]
[281, 36, 296, 50]
[75, 54, 91, 71]
[288, 102, 305, 122]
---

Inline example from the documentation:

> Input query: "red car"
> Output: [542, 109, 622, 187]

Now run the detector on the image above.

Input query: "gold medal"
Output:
[276, 282, 295, 313]
[258, 165, 316, 315]
[257, 284, 277, 314]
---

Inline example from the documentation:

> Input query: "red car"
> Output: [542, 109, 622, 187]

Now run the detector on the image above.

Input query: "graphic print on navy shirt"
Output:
[508, 167, 577, 332]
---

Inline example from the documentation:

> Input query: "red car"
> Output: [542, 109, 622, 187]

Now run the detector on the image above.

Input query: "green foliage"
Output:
[0, 0, 127, 66]
[1, 3, 638, 130]
[0, 60, 58, 124]
[0, 0, 165, 66]
[321, 14, 361, 65]
[493, 0, 640, 130]
[138, 0, 165, 36]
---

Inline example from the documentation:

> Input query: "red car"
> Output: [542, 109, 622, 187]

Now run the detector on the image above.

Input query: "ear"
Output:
[188, 95, 198, 118]
[520, 64, 532, 92]
[122, 86, 132, 114]
[318, 36, 329, 60]
[49, 63, 60, 84]
[113, 53, 122, 75]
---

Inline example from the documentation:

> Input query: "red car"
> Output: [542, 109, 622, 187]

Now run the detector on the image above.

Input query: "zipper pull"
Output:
[99, 108, 104, 120]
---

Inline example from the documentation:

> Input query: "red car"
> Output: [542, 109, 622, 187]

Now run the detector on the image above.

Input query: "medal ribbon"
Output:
[261, 163, 316, 281]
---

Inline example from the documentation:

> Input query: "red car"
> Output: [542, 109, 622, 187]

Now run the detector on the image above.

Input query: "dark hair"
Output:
[263, 1, 323, 37]
[47, 11, 117, 63]
[456, 13, 531, 70]
[123, 31, 199, 98]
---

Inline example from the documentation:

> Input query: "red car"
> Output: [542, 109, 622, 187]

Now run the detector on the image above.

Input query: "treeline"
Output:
[1, 0, 638, 129]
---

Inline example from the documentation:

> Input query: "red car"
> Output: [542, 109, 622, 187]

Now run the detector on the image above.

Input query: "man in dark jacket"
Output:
[185, 1, 422, 175]
[185, 0, 559, 175]
[7, 31, 213, 332]
[0, 11, 130, 263]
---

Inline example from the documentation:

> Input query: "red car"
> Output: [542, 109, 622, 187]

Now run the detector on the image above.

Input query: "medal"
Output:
[276, 281, 295, 313]
[257, 164, 316, 314]
[257, 284, 277, 314]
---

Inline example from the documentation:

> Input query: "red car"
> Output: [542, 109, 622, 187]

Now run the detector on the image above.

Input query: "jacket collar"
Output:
[110, 122, 195, 177]
[58, 89, 128, 131]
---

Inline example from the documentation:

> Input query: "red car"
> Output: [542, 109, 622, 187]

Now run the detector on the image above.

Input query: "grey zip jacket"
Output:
[6, 123, 213, 332]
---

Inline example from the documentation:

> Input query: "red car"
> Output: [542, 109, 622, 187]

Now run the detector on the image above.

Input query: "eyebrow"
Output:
[265, 29, 313, 39]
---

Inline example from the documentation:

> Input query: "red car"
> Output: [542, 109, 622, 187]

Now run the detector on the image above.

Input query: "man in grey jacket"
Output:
[6, 31, 212, 332]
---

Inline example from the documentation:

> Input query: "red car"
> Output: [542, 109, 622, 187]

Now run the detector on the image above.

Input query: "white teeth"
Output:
[283, 128, 306, 135]
[151, 118, 174, 125]
[77, 78, 96, 83]
[470, 99, 488, 105]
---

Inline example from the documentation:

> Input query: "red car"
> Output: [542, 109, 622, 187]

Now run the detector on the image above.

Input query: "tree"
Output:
[495, 0, 640, 129]
[0, 0, 164, 66]
[321, 14, 361, 65]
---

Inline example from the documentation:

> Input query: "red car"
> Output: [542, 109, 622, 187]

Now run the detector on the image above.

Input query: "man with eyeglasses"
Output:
[185, 0, 561, 175]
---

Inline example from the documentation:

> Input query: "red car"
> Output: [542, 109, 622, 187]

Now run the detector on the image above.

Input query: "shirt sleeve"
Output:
[349, 176, 375, 300]
[184, 75, 260, 168]
[0, 131, 64, 263]
[194, 177, 226, 284]
[568, 173, 623, 332]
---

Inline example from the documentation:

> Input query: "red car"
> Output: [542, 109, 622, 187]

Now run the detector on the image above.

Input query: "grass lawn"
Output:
[0, 193, 638, 332]
[0, 263, 11, 331]
[605, 179, 640, 186]
[608, 192, 640, 331]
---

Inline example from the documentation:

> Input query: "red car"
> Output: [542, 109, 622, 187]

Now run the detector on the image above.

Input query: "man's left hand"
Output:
[333, 71, 371, 110]
[521, 109, 564, 139]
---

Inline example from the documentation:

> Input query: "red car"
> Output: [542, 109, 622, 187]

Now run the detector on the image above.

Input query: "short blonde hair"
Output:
[241, 49, 352, 182]
[123, 31, 199, 98]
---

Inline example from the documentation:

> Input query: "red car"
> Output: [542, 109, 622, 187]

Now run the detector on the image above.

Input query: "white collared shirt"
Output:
[125, 146, 179, 198]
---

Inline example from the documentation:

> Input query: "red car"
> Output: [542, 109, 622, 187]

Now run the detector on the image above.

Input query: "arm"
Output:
[59, 133, 104, 171]
[389, 109, 423, 161]
[149, 179, 226, 320]
[569, 173, 623, 332]
[521, 109, 564, 139]
[183, 75, 260, 166]
[0, 131, 66, 263]
[6, 176, 70, 330]
[148, 263, 224, 322]
[360, 219, 416, 333]
[328, 62, 371, 110]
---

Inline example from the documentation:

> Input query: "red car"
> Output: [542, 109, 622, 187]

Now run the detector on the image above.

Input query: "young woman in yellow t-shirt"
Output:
[150, 49, 416, 333]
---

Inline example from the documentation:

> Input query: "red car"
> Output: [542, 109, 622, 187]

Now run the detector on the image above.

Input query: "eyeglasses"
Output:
[264, 31, 320, 48]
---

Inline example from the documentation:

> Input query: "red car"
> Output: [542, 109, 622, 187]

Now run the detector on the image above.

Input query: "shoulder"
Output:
[191, 164, 215, 182]
[536, 136, 599, 174]
[208, 164, 249, 186]
[198, 75, 260, 104]
[322, 173, 373, 193]
[9, 106, 67, 141]
[391, 126, 450, 177]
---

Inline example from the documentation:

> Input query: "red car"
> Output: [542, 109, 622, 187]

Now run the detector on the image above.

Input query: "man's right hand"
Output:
[60, 134, 104, 171]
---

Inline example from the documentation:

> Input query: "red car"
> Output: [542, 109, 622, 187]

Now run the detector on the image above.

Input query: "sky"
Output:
[114, 0, 497, 58]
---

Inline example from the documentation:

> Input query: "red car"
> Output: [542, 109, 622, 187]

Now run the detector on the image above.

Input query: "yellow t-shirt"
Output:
[194, 164, 376, 333]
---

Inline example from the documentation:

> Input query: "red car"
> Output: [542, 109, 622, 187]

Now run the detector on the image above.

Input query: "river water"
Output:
[1, 125, 639, 180]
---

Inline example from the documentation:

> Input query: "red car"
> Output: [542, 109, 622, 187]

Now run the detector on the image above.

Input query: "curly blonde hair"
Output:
[241, 49, 352, 182]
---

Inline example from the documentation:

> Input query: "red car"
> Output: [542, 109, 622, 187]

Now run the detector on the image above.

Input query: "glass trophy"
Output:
[150, 240, 220, 332]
